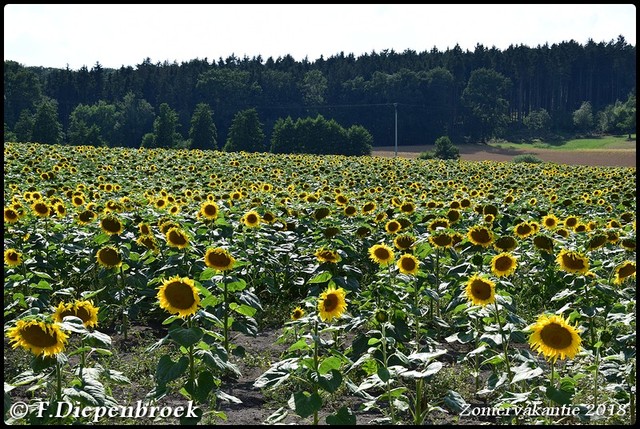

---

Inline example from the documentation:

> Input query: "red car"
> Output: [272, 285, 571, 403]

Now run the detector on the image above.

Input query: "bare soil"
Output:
[372, 143, 636, 167]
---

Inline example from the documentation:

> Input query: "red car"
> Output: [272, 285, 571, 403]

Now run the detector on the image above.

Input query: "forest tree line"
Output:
[3, 36, 636, 154]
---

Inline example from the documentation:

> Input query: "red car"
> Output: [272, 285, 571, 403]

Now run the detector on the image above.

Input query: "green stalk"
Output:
[381, 322, 395, 423]
[119, 265, 128, 341]
[223, 271, 229, 355]
[313, 318, 320, 426]
[493, 299, 512, 382]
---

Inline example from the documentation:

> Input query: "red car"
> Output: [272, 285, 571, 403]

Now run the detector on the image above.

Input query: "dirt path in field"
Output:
[372, 143, 636, 167]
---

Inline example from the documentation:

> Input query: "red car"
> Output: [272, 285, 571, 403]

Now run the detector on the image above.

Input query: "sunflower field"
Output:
[3, 142, 636, 425]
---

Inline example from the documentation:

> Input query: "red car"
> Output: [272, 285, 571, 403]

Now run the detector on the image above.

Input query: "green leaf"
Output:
[199, 268, 217, 281]
[229, 302, 257, 317]
[193, 371, 216, 404]
[288, 391, 322, 419]
[326, 405, 356, 425]
[318, 369, 343, 393]
[546, 385, 573, 405]
[443, 390, 468, 413]
[287, 338, 310, 352]
[308, 272, 332, 284]
[156, 355, 189, 384]
[169, 326, 203, 348]
[318, 356, 342, 375]
[377, 366, 390, 382]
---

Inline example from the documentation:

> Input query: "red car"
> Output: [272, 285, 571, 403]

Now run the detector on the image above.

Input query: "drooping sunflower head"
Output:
[136, 235, 159, 252]
[528, 314, 581, 362]
[100, 215, 124, 235]
[465, 274, 496, 306]
[368, 243, 395, 266]
[467, 225, 495, 247]
[6, 319, 68, 357]
[428, 218, 449, 231]
[385, 219, 402, 234]
[533, 234, 554, 253]
[315, 248, 341, 264]
[54, 300, 99, 328]
[556, 249, 590, 275]
[429, 232, 453, 248]
[243, 210, 261, 228]
[493, 235, 518, 252]
[317, 286, 347, 323]
[394, 234, 416, 251]
[397, 254, 420, 275]
[138, 222, 152, 236]
[76, 209, 97, 225]
[291, 306, 305, 321]
[199, 201, 219, 221]
[4, 248, 23, 267]
[362, 201, 377, 214]
[399, 201, 415, 214]
[157, 275, 200, 318]
[204, 247, 235, 271]
[491, 252, 518, 277]
[586, 233, 608, 251]
[513, 221, 535, 239]
[344, 205, 358, 217]
[165, 227, 189, 249]
[613, 261, 636, 285]
[95, 245, 122, 269]
[31, 201, 51, 218]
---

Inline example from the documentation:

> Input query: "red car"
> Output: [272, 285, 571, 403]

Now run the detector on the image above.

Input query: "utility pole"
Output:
[394, 103, 398, 157]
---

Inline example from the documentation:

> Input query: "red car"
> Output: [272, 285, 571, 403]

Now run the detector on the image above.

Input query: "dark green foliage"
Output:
[189, 103, 217, 150]
[149, 103, 183, 148]
[512, 154, 544, 164]
[433, 136, 460, 160]
[31, 98, 62, 145]
[223, 108, 265, 152]
[573, 101, 594, 134]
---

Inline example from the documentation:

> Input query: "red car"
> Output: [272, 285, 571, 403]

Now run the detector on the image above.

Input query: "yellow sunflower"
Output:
[199, 201, 219, 221]
[4, 207, 20, 223]
[467, 225, 495, 247]
[465, 274, 496, 306]
[429, 232, 453, 248]
[513, 221, 535, 239]
[54, 300, 99, 328]
[493, 235, 518, 252]
[165, 227, 189, 249]
[315, 248, 341, 264]
[491, 252, 518, 277]
[556, 249, 590, 275]
[4, 248, 23, 267]
[291, 306, 305, 321]
[613, 261, 636, 285]
[6, 319, 68, 357]
[31, 201, 51, 217]
[100, 215, 124, 235]
[344, 205, 358, 217]
[394, 234, 416, 251]
[204, 247, 236, 271]
[95, 245, 122, 269]
[362, 201, 377, 214]
[533, 234, 554, 253]
[76, 209, 97, 225]
[243, 210, 261, 228]
[385, 219, 402, 234]
[368, 243, 395, 266]
[400, 201, 415, 214]
[397, 254, 420, 275]
[318, 286, 347, 322]
[586, 233, 608, 251]
[136, 235, 159, 252]
[157, 276, 200, 317]
[528, 314, 582, 362]
[138, 222, 152, 236]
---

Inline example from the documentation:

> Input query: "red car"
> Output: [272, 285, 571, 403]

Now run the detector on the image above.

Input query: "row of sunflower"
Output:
[3, 142, 636, 424]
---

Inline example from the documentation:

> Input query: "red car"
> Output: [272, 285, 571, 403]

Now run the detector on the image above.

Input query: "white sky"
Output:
[4, 4, 637, 70]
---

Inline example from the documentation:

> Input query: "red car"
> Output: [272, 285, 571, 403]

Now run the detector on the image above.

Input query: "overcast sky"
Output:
[4, 4, 637, 70]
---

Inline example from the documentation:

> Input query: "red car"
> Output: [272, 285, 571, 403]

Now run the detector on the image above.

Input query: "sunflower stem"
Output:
[119, 265, 128, 341]
[223, 272, 229, 355]
[583, 281, 595, 347]
[55, 359, 63, 404]
[188, 318, 196, 397]
[313, 318, 320, 426]
[435, 247, 441, 318]
[381, 322, 395, 424]
[594, 345, 600, 416]
[493, 299, 512, 383]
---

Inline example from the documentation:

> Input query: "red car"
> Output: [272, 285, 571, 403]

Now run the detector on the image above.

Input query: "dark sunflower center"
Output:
[516, 224, 532, 235]
[293, 310, 303, 319]
[204, 205, 217, 216]
[207, 251, 231, 268]
[169, 230, 187, 245]
[545, 219, 556, 227]
[164, 281, 196, 310]
[102, 218, 122, 233]
[345, 206, 356, 215]
[618, 264, 635, 279]
[471, 228, 492, 244]
[495, 255, 514, 272]
[75, 306, 92, 323]
[6, 209, 18, 220]
[471, 280, 491, 300]
[247, 214, 258, 224]
[79, 211, 95, 223]
[374, 248, 390, 260]
[323, 294, 338, 312]
[562, 253, 586, 270]
[22, 324, 58, 347]
[401, 257, 416, 271]
[388, 222, 400, 232]
[540, 323, 573, 349]
[363, 203, 375, 212]
[8, 252, 18, 262]
[34, 203, 49, 214]
[99, 248, 120, 266]
[432, 234, 451, 246]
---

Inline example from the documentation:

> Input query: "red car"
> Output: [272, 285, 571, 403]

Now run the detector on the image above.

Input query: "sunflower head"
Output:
[95, 245, 122, 269]
[397, 254, 420, 275]
[556, 249, 590, 275]
[429, 232, 452, 248]
[4, 248, 23, 267]
[467, 225, 494, 247]
[394, 234, 416, 250]
[204, 247, 235, 271]
[533, 234, 554, 253]
[528, 314, 581, 362]
[291, 306, 305, 321]
[385, 219, 402, 234]
[7, 319, 68, 357]
[165, 227, 189, 249]
[315, 248, 341, 264]
[368, 243, 395, 266]
[100, 215, 124, 235]
[243, 210, 261, 228]
[54, 300, 99, 328]
[613, 261, 636, 285]
[199, 201, 219, 221]
[157, 275, 200, 317]
[465, 274, 496, 306]
[4, 207, 20, 223]
[318, 286, 347, 323]
[491, 252, 518, 277]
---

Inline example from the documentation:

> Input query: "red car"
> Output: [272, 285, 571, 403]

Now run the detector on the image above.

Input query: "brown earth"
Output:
[372, 143, 636, 167]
